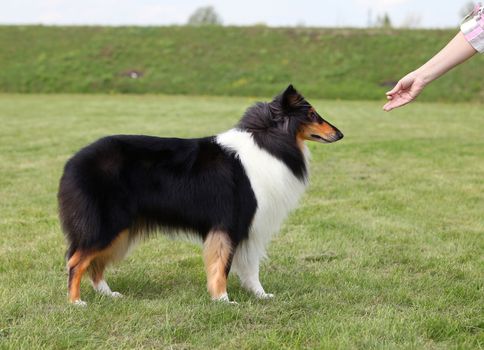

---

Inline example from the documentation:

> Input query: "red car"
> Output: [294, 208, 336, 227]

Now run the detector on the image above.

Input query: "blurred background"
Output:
[1, 0, 478, 27]
[0, 0, 482, 101]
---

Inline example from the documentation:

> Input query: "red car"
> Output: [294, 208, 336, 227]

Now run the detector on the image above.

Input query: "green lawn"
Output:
[0, 94, 482, 349]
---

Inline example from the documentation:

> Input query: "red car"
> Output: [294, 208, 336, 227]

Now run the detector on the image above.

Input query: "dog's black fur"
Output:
[59, 135, 257, 256]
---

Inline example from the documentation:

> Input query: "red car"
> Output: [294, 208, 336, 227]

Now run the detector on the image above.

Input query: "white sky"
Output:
[0, 0, 475, 28]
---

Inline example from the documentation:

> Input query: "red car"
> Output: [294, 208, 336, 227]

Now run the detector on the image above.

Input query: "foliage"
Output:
[400, 13, 422, 29]
[0, 94, 483, 349]
[375, 13, 392, 28]
[187, 6, 222, 26]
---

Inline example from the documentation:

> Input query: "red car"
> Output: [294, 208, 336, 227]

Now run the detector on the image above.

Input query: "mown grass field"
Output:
[0, 94, 482, 349]
[0, 26, 483, 102]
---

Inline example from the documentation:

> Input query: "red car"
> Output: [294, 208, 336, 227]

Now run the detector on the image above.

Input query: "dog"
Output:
[58, 85, 343, 306]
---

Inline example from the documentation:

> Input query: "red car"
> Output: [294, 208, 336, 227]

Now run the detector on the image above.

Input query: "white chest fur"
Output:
[216, 129, 309, 257]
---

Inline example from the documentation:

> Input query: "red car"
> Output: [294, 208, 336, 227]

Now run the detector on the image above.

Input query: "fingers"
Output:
[383, 102, 393, 112]
[383, 100, 400, 111]
[382, 95, 411, 111]
[383, 81, 403, 111]
[385, 81, 402, 97]
[383, 100, 399, 111]
[382, 72, 424, 112]
[383, 77, 412, 111]
[383, 100, 404, 112]
[384, 81, 403, 111]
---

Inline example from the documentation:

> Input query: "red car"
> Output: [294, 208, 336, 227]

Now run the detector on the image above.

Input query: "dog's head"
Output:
[271, 84, 343, 144]
[239, 85, 343, 144]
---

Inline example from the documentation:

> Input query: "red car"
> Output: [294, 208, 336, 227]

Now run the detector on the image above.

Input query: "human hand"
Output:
[383, 72, 427, 111]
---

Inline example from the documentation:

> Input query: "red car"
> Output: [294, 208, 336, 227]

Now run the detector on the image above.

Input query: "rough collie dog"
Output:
[58, 85, 343, 306]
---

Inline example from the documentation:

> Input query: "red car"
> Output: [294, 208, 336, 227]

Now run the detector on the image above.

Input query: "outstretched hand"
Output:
[383, 72, 427, 111]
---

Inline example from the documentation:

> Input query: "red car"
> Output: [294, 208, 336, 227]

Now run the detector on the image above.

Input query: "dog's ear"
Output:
[281, 84, 303, 110]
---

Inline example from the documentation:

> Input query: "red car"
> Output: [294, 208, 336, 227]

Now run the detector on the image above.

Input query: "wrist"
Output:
[412, 68, 433, 86]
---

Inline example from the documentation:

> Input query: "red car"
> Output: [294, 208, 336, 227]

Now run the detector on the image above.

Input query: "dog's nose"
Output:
[334, 129, 344, 141]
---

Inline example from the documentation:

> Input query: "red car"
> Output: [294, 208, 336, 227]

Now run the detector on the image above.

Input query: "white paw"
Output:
[72, 299, 87, 307]
[110, 291, 123, 298]
[212, 293, 238, 304]
[256, 292, 274, 299]
[217, 299, 238, 305]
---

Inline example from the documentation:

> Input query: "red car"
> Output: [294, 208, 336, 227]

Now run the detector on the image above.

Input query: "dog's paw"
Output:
[72, 299, 88, 307]
[110, 291, 123, 298]
[256, 292, 274, 300]
[212, 293, 238, 305]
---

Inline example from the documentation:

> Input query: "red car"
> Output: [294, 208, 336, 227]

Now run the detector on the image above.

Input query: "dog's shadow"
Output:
[86, 255, 300, 302]
[105, 268, 205, 301]
[93, 267, 260, 303]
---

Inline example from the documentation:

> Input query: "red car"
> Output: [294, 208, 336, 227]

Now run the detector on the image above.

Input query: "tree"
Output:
[375, 13, 392, 28]
[400, 13, 422, 28]
[187, 6, 222, 26]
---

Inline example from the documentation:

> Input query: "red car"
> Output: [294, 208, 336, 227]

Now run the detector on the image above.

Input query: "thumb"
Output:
[386, 80, 402, 96]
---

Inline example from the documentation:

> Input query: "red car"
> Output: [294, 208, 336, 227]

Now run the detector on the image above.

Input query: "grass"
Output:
[0, 93, 483, 349]
[0, 25, 483, 102]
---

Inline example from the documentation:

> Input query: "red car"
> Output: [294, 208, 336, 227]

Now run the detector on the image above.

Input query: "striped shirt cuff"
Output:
[461, 4, 484, 53]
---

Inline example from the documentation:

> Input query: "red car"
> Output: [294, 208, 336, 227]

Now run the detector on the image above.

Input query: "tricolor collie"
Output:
[58, 85, 343, 305]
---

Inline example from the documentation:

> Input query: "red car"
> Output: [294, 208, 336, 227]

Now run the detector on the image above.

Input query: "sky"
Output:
[0, 0, 476, 28]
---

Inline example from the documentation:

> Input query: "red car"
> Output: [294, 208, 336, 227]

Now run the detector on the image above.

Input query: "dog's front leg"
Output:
[233, 252, 273, 299]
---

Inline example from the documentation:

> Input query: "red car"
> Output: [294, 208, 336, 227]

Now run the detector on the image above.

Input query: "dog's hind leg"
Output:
[88, 258, 123, 298]
[88, 229, 133, 298]
[67, 230, 132, 305]
[67, 250, 96, 306]
[203, 230, 235, 303]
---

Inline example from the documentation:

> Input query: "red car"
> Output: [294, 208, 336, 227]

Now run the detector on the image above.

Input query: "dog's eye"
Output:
[310, 112, 324, 124]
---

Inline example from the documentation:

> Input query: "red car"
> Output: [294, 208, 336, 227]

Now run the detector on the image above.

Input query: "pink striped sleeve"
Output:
[461, 3, 484, 53]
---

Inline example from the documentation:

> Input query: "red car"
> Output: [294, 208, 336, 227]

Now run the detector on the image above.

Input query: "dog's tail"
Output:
[58, 169, 102, 259]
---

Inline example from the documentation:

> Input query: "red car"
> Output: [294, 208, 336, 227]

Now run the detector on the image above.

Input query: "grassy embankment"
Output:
[0, 25, 483, 101]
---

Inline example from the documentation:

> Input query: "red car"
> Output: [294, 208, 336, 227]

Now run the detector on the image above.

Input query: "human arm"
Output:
[383, 4, 483, 111]
[383, 32, 477, 111]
